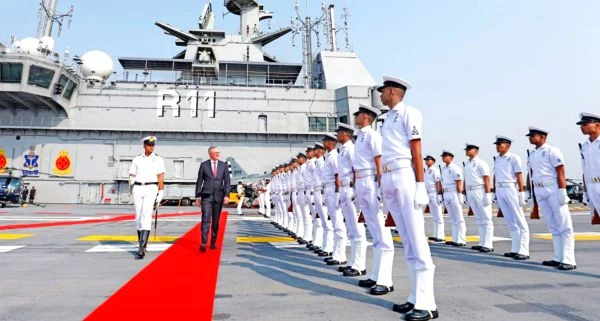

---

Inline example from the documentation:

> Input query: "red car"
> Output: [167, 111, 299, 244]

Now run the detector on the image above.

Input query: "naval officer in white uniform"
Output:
[578, 113, 600, 224]
[424, 155, 445, 243]
[440, 150, 467, 247]
[378, 77, 438, 321]
[526, 126, 576, 270]
[129, 136, 165, 259]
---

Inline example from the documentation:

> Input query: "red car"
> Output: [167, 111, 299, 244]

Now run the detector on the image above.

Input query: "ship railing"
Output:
[116, 76, 303, 88]
[0, 116, 68, 127]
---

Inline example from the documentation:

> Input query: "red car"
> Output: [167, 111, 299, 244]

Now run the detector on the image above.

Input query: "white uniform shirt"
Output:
[381, 102, 423, 163]
[305, 158, 316, 188]
[353, 126, 382, 170]
[464, 157, 491, 186]
[129, 152, 166, 183]
[337, 141, 355, 177]
[290, 169, 298, 190]
[425, 165, 441, 190]
[493, 151, 523, 183]
[322, 149, 339, 184]
[528, 144, 564, 183]
[581, 138, 600, 179]
[297, 164, 306, 190]
[313, 156, 325, 186]
[441, 163, 462, 188]
[237, 184, 244, 195]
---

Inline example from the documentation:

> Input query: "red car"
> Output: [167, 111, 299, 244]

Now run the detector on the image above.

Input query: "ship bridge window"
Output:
[309, 117, 338, 132]
[28, 65, 55, 88]
[63, 81, 77, 100]
[0, 62, 23, 83]
[55, 74, 69, 95]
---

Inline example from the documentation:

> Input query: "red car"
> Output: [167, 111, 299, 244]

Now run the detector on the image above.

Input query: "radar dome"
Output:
[80, 50, 114, 82]
[15, 37, 41, 54]
[39, 36, 55, 53]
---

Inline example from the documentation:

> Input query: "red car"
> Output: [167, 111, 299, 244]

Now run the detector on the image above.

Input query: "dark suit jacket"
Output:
[195, 159, 231, 201]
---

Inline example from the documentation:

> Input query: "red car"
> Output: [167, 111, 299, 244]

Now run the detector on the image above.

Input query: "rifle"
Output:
[463, 161, 474, 216]
[579, 143, 600, 224]
[526, 150, 540, 219]
[438, 165, 448, 214]
[493, 156, 503, 218]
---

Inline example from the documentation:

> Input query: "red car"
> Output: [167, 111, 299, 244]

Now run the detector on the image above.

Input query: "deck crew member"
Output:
[337, 123, 368, 276]
[129, 136, 165, 259]
[236, 181, 245, 215]
[313, 142, 333, 257]
[322, 133, 348, 265]
[440, 150, 467, 247]
[305, 147, 324, 252]
[464, 143, 494, 253]
[295, 152, 311, 245]
[257, 179, 266, 215]
[578, 113, 600, 225]
[526, 127, 576, 270]
[493, 136, 530, 260]
[378, 77, 438, 320]
[289, 158, 302, 239]
[353, 103, 395, 296]
[264, 178, 272, 218]
[424, 155, 445, 243]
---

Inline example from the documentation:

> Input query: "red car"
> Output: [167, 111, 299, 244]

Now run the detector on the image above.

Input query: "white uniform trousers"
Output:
[258, 192, 265, 214]
[236, 196, 245, 215]
[427, 192, 445, 240]
[339, 185, 367, 271]
[265, 193, 271, 217]
[355, 176, 394, 287]
[314, 188, 333, 253]
[324, 185, 348, 262]
[534, 184, 576, 265]
[587, 182, 600, 221]
[292, 191, 304, 238]
[443, 191, 467, 244]
[467, 188, 494, 249]
[496, 185, 530, 256]
[306, 190, 324, 248]
[299, 191, 313, 242]
[275, 193, 284, 224]
[382, 167, 437, 311]
[283, 193, 291, 229]
[132, 184, 158, 231]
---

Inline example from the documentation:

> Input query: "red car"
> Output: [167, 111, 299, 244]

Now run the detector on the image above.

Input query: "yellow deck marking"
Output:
[533, 233, 600, 241]
[78, 235, 179, 242]
[236, 236, 295, 243]
[0, 233, 35, 240]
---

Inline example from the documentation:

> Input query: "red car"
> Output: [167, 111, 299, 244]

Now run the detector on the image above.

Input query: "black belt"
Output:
[134, 182, 158, 186]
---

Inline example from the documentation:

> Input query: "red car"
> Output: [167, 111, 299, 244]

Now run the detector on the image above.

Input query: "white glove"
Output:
[518, 192, 527, 207]
[436, 194, 443, 205]
[458, 193, 465, 205]
[525, 190, 531, 200]
[492, 193, 497, 204]
[483, 193, 493, 206]
[156, 190, 164, 205]
[414, 182, 429, 210]
[558, 188, 570, 206]
[583, 192, 588, 206]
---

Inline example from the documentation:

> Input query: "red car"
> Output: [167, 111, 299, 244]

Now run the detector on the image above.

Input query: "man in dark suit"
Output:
[195, 146, 231, 252]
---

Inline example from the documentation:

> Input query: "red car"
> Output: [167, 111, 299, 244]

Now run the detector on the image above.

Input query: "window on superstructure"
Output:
[0, 63, 23, 83]
[28, 65, 55, 88]
[339, 115, 348, 125]
[63, 81, 77, 100]
[55, 74, 69, 95]
[328, 117, 338, 131]
[258, 115, 267, 132]
[309, 117, 327, 132]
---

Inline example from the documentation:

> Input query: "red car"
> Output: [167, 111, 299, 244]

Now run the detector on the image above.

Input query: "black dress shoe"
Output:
[542, 260, 561, 267]
[297, 237, 304, 243]
[557, 263, 576, 270]
[307, 245, 316, 250]
[199, 245, 207, 253]
[503, 252, 517, 257]
[338, 266, 349, 272]
[299, 240, 308, 245]
[428, 237, 445, 242]
[471, 245, 483, 250]
[344, 268, 366, 277]
[513, 254, 529, 260]
[405, 309, 439, 321]
[358, 278, 377, 288]
[324, 257, 334, 262]
[444, 241, 455, 246]
[392, 301, 414, 313]
[370, 285, 393, 295]
[453, 243, 466, 247]
[479, 247, 494, 253]
[313, 248, 322, 253]
[210, 244, 217, 250]
[327, 260, 346, 266]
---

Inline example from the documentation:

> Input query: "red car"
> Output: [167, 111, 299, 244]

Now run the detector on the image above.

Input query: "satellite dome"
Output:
[39, 36, 55, 53]
[80, 50, 114, 82]
[15, 37, 41, 55]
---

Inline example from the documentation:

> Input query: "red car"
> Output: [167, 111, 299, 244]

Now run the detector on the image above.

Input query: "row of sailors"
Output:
[266, 76, 600, 321]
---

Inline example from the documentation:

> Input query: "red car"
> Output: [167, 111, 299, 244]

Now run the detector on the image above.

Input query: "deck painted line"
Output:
[86, 243, 172, 253]
[79, 235, 179, 242]
[34, 211, 72, 215]
[0, 245, 26, 253]
[83, 212, 228, 321]
[0, 233, 35, 240]
[533, 232, 600, 241]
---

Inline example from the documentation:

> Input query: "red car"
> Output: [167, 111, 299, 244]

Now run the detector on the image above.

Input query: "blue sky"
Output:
[2, 0, 599, 178]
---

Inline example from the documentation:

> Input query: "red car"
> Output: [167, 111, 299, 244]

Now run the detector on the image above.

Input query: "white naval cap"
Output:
[353, 103, 382, 117]
[336, 122, 355, 133]
[141, 135, 157, 145]
[526, 126, 549, 136]
[314, 142, 325, 150]
[464, 143, 480, 150]
[576, 112, 600, 125]
[377, 76, 412, 92]
[493, 135, 513, 144]
[441, 150, 454, 157]
[322, 133, 337, 142]
[306, 145, 315, 151]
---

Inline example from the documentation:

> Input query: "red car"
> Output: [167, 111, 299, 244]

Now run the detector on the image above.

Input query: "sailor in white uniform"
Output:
[493, 136, 530, 260]
[463, 143, 494, 253]
[424, 155, 445, 243]
[353, 103, 395, 296]
[312, 142, 333, 257]
[440, 151, 467, 247]
[578, 113, 600, 224]
[526, 126, 576, 270]
[236, 181, 245, 215]
[295, 152, 311, 245]
[378, 77, 437, 320]
[129, 136, 166, 259]
[305, 147, 324, 252]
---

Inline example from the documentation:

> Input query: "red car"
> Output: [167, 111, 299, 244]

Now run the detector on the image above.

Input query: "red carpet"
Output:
[84, 211, 228, 321]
